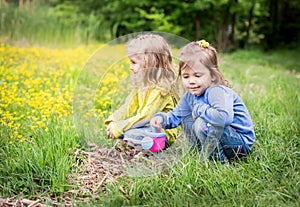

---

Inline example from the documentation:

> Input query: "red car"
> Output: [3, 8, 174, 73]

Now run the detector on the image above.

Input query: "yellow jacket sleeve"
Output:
[104, 91, 138, 126]
[104, 88, 178, 142]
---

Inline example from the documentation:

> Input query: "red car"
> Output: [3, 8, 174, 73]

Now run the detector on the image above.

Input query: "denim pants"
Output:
[182, 116, 250, 162]
[121, 125, 170, 149]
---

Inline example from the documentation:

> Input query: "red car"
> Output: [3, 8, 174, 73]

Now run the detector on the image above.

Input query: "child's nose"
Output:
[189, 77, 196, 84]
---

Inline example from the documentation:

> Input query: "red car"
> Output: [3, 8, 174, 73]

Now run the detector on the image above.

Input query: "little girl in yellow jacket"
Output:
[105, 33, 179, 145]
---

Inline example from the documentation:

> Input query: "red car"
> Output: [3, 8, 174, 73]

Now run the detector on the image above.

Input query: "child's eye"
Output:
[182, 75, 189, 79]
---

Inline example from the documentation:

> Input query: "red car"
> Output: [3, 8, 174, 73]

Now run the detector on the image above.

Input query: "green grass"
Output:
[97, 49, 300, 206]
[0, 118, 80, 196]
[0, 47, 299, 206]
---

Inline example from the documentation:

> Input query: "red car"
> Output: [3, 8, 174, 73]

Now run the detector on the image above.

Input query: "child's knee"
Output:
[193, 117, 207, 134]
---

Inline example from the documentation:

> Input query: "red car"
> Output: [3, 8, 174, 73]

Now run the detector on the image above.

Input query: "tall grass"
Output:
[0, 120, 79, 195]
[0, 45, 299, 206]
[0, 2, 108, 47]
[97, 49, 300, 206]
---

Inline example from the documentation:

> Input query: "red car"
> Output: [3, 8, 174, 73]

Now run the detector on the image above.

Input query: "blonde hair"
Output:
[179, 41, 231, 87]
[126, 33, 177, 95]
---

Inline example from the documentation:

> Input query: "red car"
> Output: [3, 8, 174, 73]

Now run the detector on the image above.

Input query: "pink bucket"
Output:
[150, 136, 166, 152]
[141, 129, 167, 153]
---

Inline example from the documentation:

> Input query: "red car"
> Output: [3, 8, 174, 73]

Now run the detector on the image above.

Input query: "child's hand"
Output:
[150, 116, 163, 129]
[106, 122, 115, 139]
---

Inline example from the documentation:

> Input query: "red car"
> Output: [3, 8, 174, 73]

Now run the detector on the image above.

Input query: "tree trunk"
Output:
[19, 0, 23, 8]
[229, 0, 238, 45]
[271, 0, 279, 44]
[26, 0, 31, 8]
[217, 5, 230, 52]
[244, 0, 255, 48]
[265, 0, 279, 49]
[195, 17, 200, 40]
[0, 0, 8, 6]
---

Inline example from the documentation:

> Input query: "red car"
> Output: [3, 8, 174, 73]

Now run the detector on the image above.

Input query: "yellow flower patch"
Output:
[0, 44, 130, 145]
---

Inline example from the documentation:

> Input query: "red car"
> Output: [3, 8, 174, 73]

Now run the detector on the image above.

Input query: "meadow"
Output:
[0, 43, 299, 206]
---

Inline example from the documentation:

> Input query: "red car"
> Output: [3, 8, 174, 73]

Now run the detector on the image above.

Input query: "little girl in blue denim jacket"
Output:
[150, 40, 256, 162]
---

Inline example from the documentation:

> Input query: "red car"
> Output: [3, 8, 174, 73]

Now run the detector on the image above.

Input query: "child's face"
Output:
[129, 54, 143, 74]
[181, 63, 215, 96]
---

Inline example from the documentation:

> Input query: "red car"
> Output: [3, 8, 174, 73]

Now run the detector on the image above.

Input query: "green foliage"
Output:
[1, 0, 299, 49]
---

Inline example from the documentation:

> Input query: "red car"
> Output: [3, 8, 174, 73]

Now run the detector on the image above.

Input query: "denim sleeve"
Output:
[193, 86, 233, 127]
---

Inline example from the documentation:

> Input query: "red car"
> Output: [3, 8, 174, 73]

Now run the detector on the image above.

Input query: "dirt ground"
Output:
[67, 139, 186, 195]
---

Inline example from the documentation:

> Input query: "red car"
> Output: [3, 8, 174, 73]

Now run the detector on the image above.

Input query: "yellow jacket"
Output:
[104, 87, 178, 143]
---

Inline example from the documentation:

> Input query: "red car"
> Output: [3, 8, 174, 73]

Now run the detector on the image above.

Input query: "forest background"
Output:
[1, 0, 300, 50]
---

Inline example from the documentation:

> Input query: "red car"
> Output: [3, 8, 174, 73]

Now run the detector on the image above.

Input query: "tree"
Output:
[6, 0, 299, 49]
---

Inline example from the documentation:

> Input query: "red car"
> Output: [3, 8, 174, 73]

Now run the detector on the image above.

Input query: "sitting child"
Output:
[105, 33, 179, 152]
[150, 40, 256, 162]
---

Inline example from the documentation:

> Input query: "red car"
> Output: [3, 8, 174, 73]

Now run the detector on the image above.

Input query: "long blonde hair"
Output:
[179, 41, 231, 87]
[127, 33, 177, 95]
